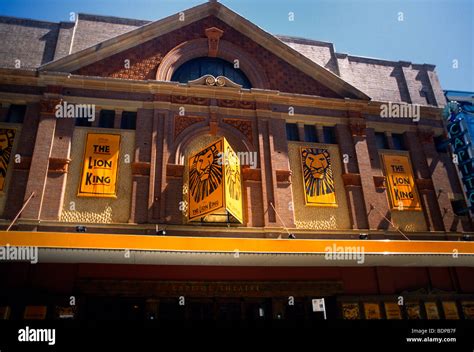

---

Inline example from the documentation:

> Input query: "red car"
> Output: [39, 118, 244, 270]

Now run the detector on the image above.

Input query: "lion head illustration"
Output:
[189, 143, 223, 203]
[301, 148, 335, 197]
[0, 129, 15, 179]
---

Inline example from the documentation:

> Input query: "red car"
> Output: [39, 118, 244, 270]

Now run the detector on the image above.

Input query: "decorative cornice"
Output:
[48, 157, 71, 173]
[373, 175, 386, 189]
[131, 162, 151, 176]
[342, 173, 362, 187]
[276, 169, 292, 183]
[166, 164, 184, 178]
[188, 74, 242, 88]
[242, 167, 261, 181]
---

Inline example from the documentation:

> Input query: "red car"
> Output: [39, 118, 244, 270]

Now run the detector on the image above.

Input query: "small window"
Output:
[121, 112, 137, 130]
[323, 126, 336, 144]
[75, 117, 92, 127]
[434, 135, 448, 153]
[392, 133, 406, 150]
[304, 125, 318, 142]
[99, 110, 115, 129]
[286, 123, 299, 141]
[375, 132, 388, 149]
[6, 104, 26, 123]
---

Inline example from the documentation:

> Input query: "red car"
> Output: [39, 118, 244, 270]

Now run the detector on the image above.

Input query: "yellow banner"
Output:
[300, 147, 337, 206]
[0, 128, 16, 192]
[223, 138, 243, 223]
[188, 139, 225, 220]
[78, 133, 120, 197]
[382, 154, 421, 211]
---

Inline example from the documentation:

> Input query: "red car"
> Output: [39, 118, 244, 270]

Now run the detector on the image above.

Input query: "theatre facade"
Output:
[0, 1, 473, 321]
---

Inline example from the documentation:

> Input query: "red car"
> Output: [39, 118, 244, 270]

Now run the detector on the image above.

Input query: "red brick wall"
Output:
[75, 16, 340, 98]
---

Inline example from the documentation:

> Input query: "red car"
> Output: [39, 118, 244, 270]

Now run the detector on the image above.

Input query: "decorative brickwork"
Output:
[222, 118, 253, 144]
[174, 115, 207, 138]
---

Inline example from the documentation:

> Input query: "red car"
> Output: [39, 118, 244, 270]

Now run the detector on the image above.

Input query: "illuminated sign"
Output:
[188, 137, 243, 223]
[78, 133, 121, 197]
[300, 147, 337, 207]
[382, 154, 421, 211]
[443, 103, 474, 212]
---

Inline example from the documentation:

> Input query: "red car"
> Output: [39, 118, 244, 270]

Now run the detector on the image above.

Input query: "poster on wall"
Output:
[424, 302, 440, 319]
[78, 133, 121, 197]
[0, 128, 16, 192]
[461, 301, 474, 319]
[223, 138, 243, 223]
[188, 139, 225, 220]
[442, 301, 460, 320]
[300, 147, 337, 207]
[382, 153, 421, 211]
[363, 302, 381, 319]
[384, 302, 402, 319]
[405, 302, 422, 319]
[342, 303, 360, 320]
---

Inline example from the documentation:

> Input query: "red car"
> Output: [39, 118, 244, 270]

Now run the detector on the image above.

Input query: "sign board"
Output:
[0, 128, 15, 191]
[188, 137, 242, 223]
[300, 147, 337, 206]
[78, 133, 121, 197]
[382, 153, 421, 211]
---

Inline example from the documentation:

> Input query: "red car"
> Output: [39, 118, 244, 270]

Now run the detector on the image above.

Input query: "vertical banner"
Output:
[442, 301, 459, 320]
[188, 139, 224, 220]
[0, 128, 16, 191]
[382, 154, 421, 211]
[300, 147, 337, 206]
[78, 133, 120, 197]
[223, 138, 243, 223]
[363, 303, 381, 319]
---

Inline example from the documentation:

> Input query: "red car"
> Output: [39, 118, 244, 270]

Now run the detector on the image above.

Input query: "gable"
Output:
[39, 2, 369, 100]
[73, 16, 340, 98]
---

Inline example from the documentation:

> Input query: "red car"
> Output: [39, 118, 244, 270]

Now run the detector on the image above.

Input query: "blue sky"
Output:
[0, 0, 472, 91]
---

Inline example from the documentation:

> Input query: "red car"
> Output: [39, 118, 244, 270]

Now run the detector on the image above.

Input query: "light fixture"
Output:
[462, 234, 471, 241]
[359, 233, 368, 240]
[288, 234, 296, 239]
[76, 225, 87, 233]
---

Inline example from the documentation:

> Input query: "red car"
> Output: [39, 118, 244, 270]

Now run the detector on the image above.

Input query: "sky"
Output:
[0, 0, 472, 91]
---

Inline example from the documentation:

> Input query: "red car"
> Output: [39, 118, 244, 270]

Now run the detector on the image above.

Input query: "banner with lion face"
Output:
[300, 147, 337, 206]
[188, 139, 225, 220]
[0, 128, 16, 191]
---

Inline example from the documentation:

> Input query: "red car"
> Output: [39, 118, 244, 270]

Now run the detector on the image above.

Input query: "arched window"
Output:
[171, 57, 252, 88]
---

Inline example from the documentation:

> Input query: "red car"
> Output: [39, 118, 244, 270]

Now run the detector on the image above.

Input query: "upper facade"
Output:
[0, 1, 444, 106]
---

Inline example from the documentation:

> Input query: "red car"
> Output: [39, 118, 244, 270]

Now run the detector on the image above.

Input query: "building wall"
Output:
[60, 127, 135, 224]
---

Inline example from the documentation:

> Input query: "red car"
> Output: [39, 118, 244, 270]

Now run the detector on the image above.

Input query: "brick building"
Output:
[0, 1, 473, 321]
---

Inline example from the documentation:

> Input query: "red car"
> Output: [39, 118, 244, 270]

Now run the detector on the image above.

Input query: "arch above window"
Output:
[171, 57, 251, 88]
[156, 38, 270, 89]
